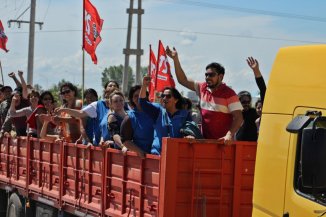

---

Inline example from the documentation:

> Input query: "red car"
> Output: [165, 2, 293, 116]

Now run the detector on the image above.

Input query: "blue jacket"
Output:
[139, 99, 190, 155]
[127, 108, 154, 153]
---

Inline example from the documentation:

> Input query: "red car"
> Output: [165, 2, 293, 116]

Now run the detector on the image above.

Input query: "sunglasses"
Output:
[60, 90, 71, 95]
[205, 72, 218, 78]
[161, 94, 172, 99]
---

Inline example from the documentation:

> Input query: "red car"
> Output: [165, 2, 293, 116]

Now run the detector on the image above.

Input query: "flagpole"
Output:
[149, 44, 155, 102]
[154, 40, 161, 102]
[82, 0, 85, 103]
[0, 60, 4, 85]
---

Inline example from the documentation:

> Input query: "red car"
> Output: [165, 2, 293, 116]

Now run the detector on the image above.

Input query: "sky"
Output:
[0, 0, 325, 98]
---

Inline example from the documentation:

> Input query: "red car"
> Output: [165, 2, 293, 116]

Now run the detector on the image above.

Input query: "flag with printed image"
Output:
[155, 40, 175, 92]
[0, 20, 9, 52]
[83, 0, 103, 64]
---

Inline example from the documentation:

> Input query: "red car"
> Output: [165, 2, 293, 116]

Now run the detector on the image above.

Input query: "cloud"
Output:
[179, 29, 197, 45]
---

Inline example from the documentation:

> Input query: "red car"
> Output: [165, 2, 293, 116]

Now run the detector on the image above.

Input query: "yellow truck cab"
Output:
[253, 45, 326, 217]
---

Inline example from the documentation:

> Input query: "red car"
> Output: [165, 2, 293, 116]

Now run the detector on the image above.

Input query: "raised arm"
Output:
[17, 70, 28, 99]
[139, 76, 160, 121]
[166, 46, 196, 91]
[8, 72, 22, 88]
[246, 57, 266, 102]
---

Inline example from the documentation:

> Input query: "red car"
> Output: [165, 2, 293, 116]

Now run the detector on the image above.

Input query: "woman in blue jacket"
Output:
[139, 76, 192, 155]
[120, 85, 154, 158]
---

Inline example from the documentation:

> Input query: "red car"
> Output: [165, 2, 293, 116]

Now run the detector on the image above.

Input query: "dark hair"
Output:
[104, 80, 119, 89]
[28, 90, 40, 99]
[162, 87, 184, 110]
[60, 82, 78, 97]
[39, 91, 55, 105]
[128, 85, 149, 107]
[84, 88, 98, 100]
[205, 62, 225, 75]
[255, 99, 262, 108]
[238, 90, 252, 102]
[183, 97, 192, 110]
[1, 86, 12, 92]
[128, 85, 141, 107]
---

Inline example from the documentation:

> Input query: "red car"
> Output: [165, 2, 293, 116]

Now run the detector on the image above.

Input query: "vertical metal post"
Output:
[122, 0, 134, 94]
[0, 61, 4, 85]
[27, 0, 36, 85]
[135, 0, 142, 85]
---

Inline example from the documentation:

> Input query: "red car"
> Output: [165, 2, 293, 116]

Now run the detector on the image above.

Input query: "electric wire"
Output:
[6, 26, 325, 44]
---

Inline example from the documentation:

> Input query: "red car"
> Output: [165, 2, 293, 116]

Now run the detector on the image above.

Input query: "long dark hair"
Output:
[39, 91, 55, 105]
[162, 87, 184, 110]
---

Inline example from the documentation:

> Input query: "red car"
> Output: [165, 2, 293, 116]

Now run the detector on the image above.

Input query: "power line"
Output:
[6, 26, 325, 44]
[154, 0, 326, 23]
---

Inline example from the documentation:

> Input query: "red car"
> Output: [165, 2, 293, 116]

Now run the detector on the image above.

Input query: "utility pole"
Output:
[122, 0, 144, 94]
[8, 0, 43, 85]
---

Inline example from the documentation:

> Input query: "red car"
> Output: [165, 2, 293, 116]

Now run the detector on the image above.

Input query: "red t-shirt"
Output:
[196, 82, 242, 139]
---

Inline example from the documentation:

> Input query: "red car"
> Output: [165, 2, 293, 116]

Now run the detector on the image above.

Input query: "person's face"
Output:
[161, 89, 178, 111]
[85, 93, 97, 105]
[240, 95, 251, 111]
[132, 89, 140, 107]
[60, 86, 75, 101]
[205, 68, 223, 88]
[106, 82, 118, 92]
[29, 94, 39, 105]
[42, 94, 53, 108]
[13, 94, 21, 106]
[256, 102, 263, 116]
[110, 94, 124, 111]
[3, 88, 12, 99]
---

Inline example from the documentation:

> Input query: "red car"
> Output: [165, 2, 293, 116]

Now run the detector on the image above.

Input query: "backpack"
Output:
[180, 121, 204, 139]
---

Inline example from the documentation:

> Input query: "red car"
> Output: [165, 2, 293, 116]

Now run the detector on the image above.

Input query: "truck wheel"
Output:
[6, 193, 24, 217]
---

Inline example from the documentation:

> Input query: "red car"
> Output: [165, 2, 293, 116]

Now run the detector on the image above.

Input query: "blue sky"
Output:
[0, 0, 325, 97]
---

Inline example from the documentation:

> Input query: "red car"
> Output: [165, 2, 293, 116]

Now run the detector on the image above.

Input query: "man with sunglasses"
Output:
[166, 46, 243, 145]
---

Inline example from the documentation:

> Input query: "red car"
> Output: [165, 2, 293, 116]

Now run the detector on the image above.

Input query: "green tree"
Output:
[101, 65, 134, 91]
[33, 84, 43, 93]
[141, 66, 148, 77]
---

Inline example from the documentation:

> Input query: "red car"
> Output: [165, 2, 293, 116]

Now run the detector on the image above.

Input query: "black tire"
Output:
[6, 193, 24, 217]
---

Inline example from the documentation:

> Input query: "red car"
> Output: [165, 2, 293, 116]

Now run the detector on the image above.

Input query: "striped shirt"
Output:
[195, 82, 242, 139]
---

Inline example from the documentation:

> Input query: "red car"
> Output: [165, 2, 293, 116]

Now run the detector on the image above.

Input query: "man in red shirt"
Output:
[166, 47, 243, 145]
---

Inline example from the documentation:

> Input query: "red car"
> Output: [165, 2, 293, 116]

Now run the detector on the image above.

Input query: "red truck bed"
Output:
[0, 136, 256, 217]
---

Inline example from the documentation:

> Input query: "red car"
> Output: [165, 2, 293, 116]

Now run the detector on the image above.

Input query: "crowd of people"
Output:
[0, 48, 265, 157]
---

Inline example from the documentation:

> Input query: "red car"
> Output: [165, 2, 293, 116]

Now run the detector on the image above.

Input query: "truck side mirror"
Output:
[301, 117, 326, 192]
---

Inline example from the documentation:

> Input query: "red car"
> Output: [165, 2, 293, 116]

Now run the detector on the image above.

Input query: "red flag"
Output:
[148, 45, 157, 102]
[83, 0, 103, 64]
[155, 40, 175, 92]
[0, 20, 9, 53]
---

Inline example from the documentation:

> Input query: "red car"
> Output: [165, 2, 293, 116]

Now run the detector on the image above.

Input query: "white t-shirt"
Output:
[82, 101, 98, 118]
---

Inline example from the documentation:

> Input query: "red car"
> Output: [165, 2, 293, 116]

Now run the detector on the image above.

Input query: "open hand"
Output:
[166, 46, 178, 60]
[246, 57, 259, 71]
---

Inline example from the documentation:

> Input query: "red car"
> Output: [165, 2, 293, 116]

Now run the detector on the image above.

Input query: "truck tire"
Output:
[6, 193, 24, 217]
